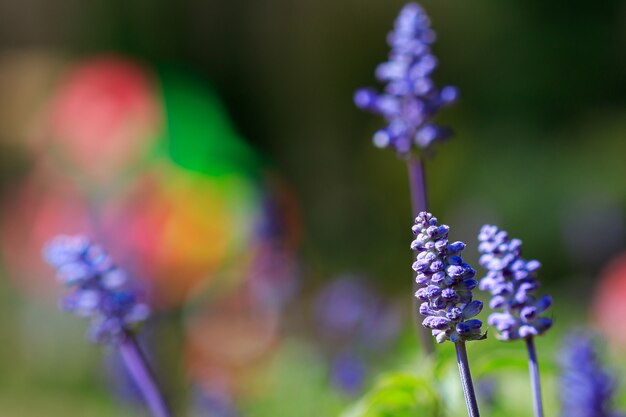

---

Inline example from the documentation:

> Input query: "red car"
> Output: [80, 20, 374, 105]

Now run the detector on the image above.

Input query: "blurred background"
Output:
[0, 0, 626, 416]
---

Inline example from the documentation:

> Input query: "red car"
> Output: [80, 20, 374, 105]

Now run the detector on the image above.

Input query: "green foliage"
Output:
[341, 349, 451, 417]
[242, 340, 347, 417]
[341, 371, 442, 417]
[341, 335, 562, 417]
[156, 68, 262, 178]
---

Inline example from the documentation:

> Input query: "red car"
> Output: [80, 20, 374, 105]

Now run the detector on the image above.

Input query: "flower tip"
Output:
[355, 2, 457, 153]
[413, 212, 484, 343]
[478, 225, 552, 340]
[42, 235, 150, 344]
[42, 234, 90, 268]
[402, 2, 423, 13]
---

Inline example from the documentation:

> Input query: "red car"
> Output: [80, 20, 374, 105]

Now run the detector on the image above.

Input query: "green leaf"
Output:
[341, 371, 442, 417]
[156, 67, 261, 178]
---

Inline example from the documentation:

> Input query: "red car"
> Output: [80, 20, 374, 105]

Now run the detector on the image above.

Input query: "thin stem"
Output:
[119, 334, 172, 417]
[526, 337, 544, 417]
[455, 341, 480, 417]
[407, 156, 428, 215]
[407, 157, 434, 355]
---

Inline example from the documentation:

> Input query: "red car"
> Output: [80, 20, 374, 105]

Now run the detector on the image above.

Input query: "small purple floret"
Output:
[478, 225, 552, 341]
[354, 3, 458, 154]
[43, 235, 150, 344]
[412, 212, 485, 343]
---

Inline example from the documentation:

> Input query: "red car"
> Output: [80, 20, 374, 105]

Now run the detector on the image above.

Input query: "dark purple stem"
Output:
[526, 337, 544, 417]
[407, 157, 428, 214]
[407, 157, 434, 355]
[455, 342, 480, 417]
[119, 334, 172, 417]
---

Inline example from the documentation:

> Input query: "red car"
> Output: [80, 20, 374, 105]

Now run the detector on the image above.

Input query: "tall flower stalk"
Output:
[43, 235, 172, 417]
[354, 2, 459, 355]
[478, 225, 553, 417]
[412, 212, 485, 417]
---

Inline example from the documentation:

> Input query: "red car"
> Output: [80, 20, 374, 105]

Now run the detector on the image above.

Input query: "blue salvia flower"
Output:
[412, 212, 485, 343]
[478, 225, 552, 341]
[354, 2, 459, 154]
[43, 235, 150, 344]
[559, 332, 625, 417]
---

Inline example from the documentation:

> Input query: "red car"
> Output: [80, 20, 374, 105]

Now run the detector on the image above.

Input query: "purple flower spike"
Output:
[355, 3, 458, 155]
[43, 235, 150, 344]
[412, 212, 485, 343]
[559, 332, 625, 417]
[478, 225, 553, 341]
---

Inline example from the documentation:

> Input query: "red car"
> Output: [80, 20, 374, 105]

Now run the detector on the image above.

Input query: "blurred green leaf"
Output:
[341, 371, 442, 417]
[156, 68, 262, 177]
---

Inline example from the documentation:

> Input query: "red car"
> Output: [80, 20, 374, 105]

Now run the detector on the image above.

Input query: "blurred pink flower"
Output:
[44, 56, 161, 183]
[592, 252, 626, 347]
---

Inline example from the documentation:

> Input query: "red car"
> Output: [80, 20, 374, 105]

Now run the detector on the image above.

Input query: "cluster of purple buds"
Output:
[412, 212, 485, 343]
[354, 2, 458, 154]
[478, 225, 552, 341]
[42, 235, 150, 344]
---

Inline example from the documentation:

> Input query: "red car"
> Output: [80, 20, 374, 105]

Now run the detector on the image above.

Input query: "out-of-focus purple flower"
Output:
[315, 277, 373, 340]
[412, 212, 485, 343]
[559, 332, 625, 417]
[43, 235, 150, 344]
[244, 189, 301, 312]
[354, 2, 458, 155]
[314, 275, 401, 350]
[477, 377, 497, 409]
[245, 242, 299, 312]
[191, 386, 241, 417]
[478, 225, 552, 341]
[314, 276, 401, 395]
[330, 352, 367, 396]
